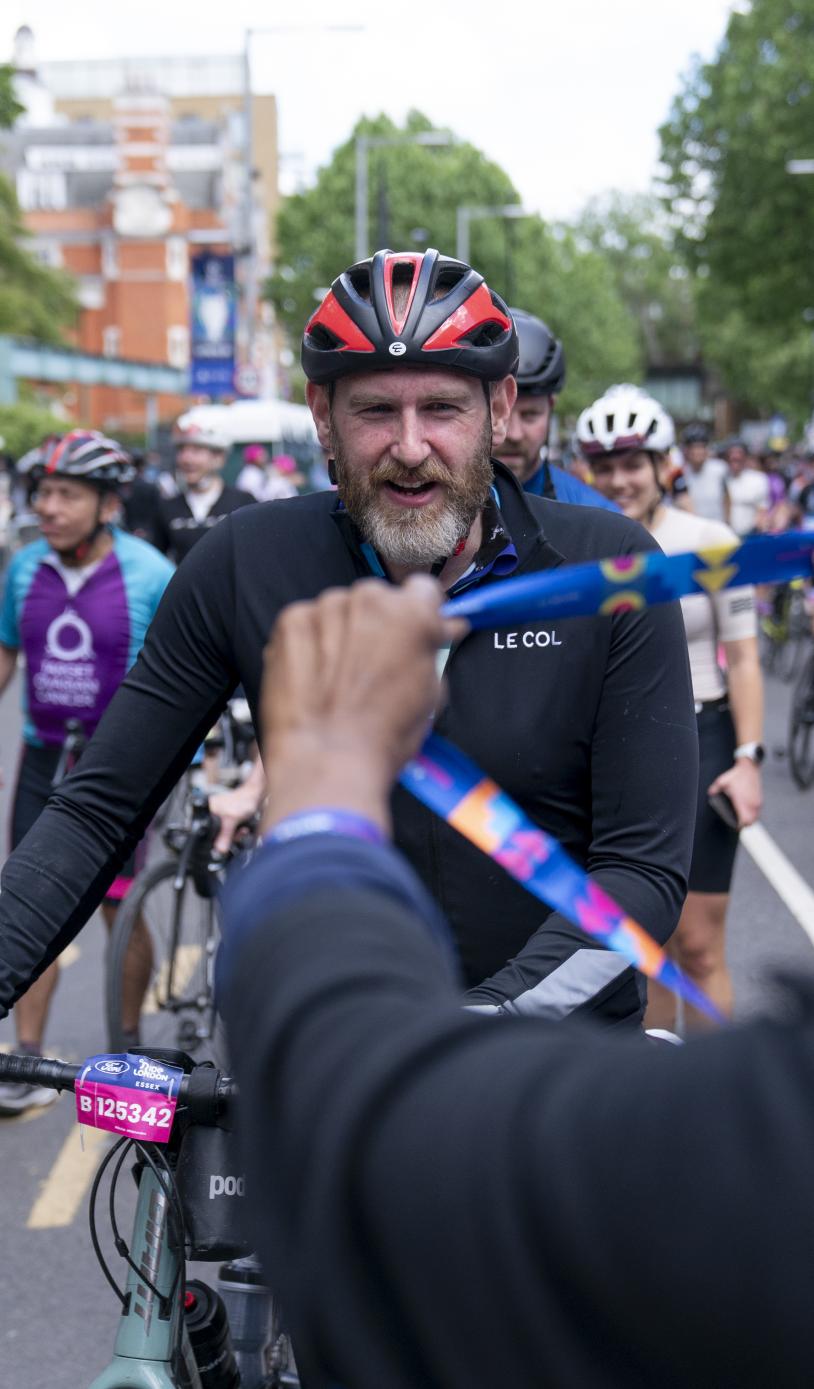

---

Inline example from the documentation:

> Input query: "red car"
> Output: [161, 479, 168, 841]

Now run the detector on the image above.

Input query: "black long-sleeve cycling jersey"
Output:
[223, 841, 814, 1389]
[0, 464, 697, 1022]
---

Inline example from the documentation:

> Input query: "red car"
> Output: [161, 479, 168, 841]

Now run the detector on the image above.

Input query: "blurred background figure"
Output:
[723, 438, 770, 537]
[678, 424, 729, 522]
[236, 444, 303, 501]
[153, 421, 254, 565]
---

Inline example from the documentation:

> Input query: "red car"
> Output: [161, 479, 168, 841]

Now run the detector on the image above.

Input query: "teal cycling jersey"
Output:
[0, 528, 173, 746]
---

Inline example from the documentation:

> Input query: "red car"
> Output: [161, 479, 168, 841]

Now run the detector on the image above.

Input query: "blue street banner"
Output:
[189, 253, 237, 397]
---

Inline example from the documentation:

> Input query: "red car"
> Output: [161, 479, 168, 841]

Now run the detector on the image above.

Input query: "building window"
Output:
[32, 240, 63, 269]
[166, 236, 187, 281]
[167, 325, 189, 369]
[16, 169, 67, 211]
[78, 277, 106, 311]
[102, 238, 118, 280]
[103, 326, 121, 358]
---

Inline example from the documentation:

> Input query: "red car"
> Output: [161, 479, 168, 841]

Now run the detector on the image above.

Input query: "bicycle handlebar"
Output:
[0, 1051, 236, 1122]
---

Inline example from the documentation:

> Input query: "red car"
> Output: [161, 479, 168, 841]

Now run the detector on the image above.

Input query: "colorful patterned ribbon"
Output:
[401, 735, 723, 1022]
[403, 532, 813, 1018]
[443, 529, 814, 628]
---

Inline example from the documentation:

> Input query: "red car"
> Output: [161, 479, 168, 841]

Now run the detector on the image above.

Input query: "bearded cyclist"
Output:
[0, 432, 173, 1112]
[0, 249, 697, 1033]
[494, 307, 618, 510]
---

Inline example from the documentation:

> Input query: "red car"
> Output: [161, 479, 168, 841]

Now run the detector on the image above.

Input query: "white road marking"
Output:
[27, 1122, 109, 1229]
[740, 822, 814, 947]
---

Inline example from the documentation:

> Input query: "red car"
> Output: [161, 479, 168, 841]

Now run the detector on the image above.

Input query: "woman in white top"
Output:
[578, 386, 763, 1030]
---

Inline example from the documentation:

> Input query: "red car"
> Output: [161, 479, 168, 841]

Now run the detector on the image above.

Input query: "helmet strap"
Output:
[429, 530, 470, 580]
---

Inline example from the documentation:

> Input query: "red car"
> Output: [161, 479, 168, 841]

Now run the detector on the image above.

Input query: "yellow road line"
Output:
[143, 943, 200, 1015]
[27, 1122, 109, 1229]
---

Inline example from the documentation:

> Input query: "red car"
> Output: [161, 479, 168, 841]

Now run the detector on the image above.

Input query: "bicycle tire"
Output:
[778, 591, 810, 683]
[788, 650, 814, 790]
[758, 618, 779, 675]
[106, 857, 220, 1057]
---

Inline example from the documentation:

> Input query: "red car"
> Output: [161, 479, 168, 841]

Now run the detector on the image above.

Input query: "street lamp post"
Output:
[355, 131, 452, 263]
[455, 204, 531, 265]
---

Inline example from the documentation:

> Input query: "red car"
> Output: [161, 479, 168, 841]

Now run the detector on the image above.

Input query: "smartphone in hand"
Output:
[707, 788, 740, 831]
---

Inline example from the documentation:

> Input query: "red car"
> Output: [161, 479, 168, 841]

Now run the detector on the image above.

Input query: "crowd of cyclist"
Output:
[1, 247, 814, 1387]
[0, 261, 808, 1107]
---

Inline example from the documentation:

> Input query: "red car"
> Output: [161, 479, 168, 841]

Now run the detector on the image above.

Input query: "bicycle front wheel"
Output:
[106, 858, 220, 1057]
[788, 650, 814, 790]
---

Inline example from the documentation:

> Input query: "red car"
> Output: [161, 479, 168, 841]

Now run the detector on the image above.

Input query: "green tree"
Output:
[268, 110, 642, 411]
[659, 0, 814, 419]
[0, 401, 68, 458]
[503, 216, 643, 416]
[0, 64, 77, 344]
[569, 193, 698, 369]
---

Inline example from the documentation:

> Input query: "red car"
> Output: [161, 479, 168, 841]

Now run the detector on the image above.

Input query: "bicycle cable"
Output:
[88, 1136, 131, 1306]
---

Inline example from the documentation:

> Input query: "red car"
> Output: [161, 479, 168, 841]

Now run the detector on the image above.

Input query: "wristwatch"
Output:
[733, 741, 765, 765]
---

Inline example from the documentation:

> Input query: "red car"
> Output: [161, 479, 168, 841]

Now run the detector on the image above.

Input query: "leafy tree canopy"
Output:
[268, 111, 642, 412]
[569, 192, 699, 370]
[659, 0, 814, 420]
[0, 65, 77, 344]
[0, 401, 67, 459]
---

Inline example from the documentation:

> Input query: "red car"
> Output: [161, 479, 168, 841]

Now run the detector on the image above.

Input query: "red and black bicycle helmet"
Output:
[302, 248, 518, 385]
[17, 429, 134, 490]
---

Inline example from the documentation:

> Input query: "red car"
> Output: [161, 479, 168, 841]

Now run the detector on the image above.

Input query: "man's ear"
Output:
[306, 382, 333, 452]
[489, 376, 518, 449]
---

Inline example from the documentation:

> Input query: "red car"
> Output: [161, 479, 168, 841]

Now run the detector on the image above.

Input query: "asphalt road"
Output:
[0, 663, 812, 1386]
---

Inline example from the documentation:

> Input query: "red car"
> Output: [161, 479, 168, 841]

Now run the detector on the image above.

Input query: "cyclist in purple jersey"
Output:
[0, 431, 173, 1114]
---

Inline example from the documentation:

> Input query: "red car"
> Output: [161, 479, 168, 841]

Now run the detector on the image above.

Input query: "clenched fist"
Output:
[261, 576, 467, 836]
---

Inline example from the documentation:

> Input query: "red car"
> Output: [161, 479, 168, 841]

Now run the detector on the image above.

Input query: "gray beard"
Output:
[333, 423, 493, 570]
[359, 501, 472, 568]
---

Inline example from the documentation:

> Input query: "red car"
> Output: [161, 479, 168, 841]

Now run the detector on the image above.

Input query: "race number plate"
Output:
[75, 1053, 183, 1143]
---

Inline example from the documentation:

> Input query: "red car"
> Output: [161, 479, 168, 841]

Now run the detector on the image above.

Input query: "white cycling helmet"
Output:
[173, 419, 230, 453]
[576, 385, 675, 456]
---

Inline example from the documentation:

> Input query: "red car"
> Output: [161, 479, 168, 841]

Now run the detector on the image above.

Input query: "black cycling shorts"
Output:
[11, 743, 142, 899]
[689, 699, 739, 895]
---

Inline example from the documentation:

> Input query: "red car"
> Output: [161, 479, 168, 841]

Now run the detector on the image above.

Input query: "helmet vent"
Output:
[348, 267, 372, 300]
[461, 321, 504, 347]
[434, 265, 466, 297]
[308, 323, 343, 350]
[390, 262, 417, 320]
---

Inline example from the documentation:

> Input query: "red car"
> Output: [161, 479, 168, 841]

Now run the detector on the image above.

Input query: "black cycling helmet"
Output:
[302, 248, 518, 385]
[682, 423, 710, 446]
[17, 429, 134, 490]
[510, 308, 566, 395]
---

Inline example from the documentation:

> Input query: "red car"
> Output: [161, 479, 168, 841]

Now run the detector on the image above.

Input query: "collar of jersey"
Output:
[334, 486, 518, 595]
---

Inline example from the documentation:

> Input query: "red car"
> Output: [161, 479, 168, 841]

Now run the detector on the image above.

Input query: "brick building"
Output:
[1, 29, 279, 435]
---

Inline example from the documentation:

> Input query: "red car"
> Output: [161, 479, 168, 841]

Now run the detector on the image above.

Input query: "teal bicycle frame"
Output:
[89, 1162, 201, 1389]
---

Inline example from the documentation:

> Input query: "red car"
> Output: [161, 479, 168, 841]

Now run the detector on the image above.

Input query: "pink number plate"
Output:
[75, 1054, 183, 1143]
